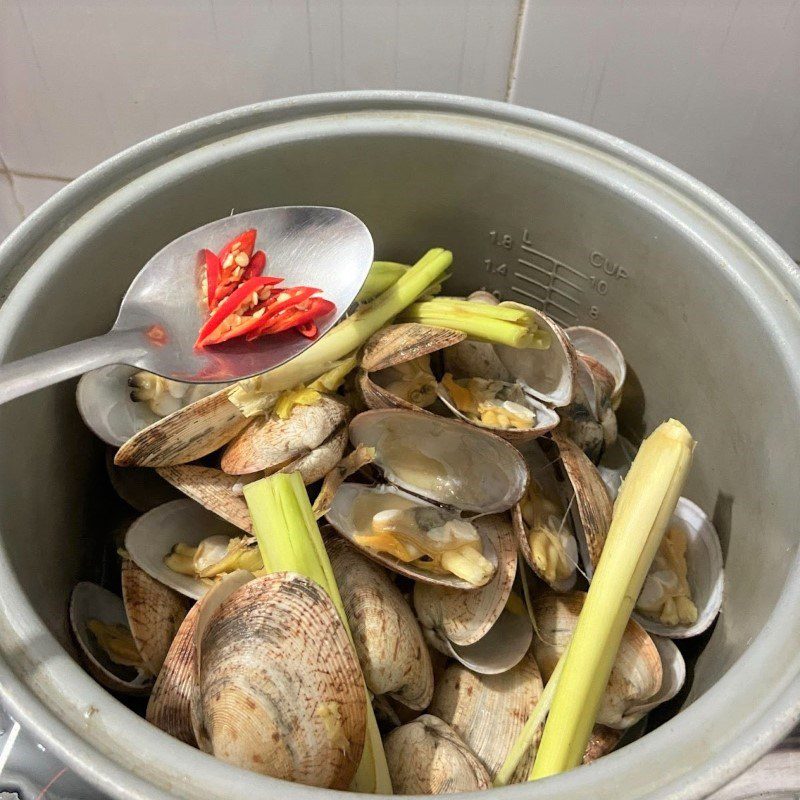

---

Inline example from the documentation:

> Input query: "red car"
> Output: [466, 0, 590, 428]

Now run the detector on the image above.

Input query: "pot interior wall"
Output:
[0, 123, 797, 731]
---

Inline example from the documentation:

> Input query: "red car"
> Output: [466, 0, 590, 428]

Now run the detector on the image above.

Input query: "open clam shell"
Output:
[147, 570, 255, 747]
[532, 591, 662, 729]
[513, 443, 579, 592]
[277, 425, 348, 484]
[552, 431, 613, 577]
[157, 466, 252, 532]
[566, 326, 626, 409]
[121, 558, 190, 675]
[623, 636, 686, 726]
[494, 303, 578, 408]
[358, 324, 466, 412]
[349, 408, 528, 514]
[327, 535, 433, 710]
[442, 292, 513, 382]
[429, 653, 543, 781]
[124, 499, 246, 600]
[414, 514, 532, 674]
[196, 573, 366, 789]
[105, 448, 181, 512]
[633, 497, 724, 639]
[220, 395, 348, 475]
[69, 582, 154, 695]
[557, 355, 610, 463]
[326, 484, 499, 589]
[436, 377, 559, 443]
[115, 385, 247, 467]
[384, 715, 491, 794]
[77, 366, 159, 447]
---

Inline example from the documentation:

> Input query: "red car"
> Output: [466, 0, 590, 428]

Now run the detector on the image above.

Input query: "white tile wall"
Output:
[1, 0, 798, 258]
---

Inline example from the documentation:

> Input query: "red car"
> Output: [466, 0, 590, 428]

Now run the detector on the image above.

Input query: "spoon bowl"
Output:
[0, 206, 373, 403]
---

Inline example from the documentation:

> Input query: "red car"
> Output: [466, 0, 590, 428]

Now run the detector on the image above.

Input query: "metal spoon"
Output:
[0, 206, 373, 404]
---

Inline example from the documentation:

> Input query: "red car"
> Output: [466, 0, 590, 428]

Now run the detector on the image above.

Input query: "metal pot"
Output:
[0, 92, 798, 800]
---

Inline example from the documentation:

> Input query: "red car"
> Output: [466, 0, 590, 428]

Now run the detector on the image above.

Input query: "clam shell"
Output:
[121, 558, 190, 675]
[360, 323, 466, 373]
[220, 395, 348, 475]
[384, 715, 491, 794]
[553, 431, 613, 576]
[583, 725, 623, 764]
[357, 369, 435, 413]
[429, 653, 543, 781]
[623, 635, 686, 725]
[442, 291, 514, 382]
[597, 435, 638, 500]
[494, 303, 578, 408]
[124, 499, 246, 599]
[578, 353, 618, 450]
[275, 425, 348, 484]
[436, 379, 559, 443]
[565, 326, 626, 409]
[77, 366, 159, 446]
[326, 484, 499, 589]
[157, 466, 252, 533]
[327, 536, 433, 710]
[69, 582, 153, 695]
[532, 591, 662, 729]
[512, 443, 578, 592]
[147, 570, 255, 747]
[197, 573, 366, 789]
[115, 386, 247, 467]
[414, 514, 532, 674]
[633, 497, 724, 639]
[557, 356, 606, 462]
[349, 409, 528, 514]
[105, 448, 182, 512]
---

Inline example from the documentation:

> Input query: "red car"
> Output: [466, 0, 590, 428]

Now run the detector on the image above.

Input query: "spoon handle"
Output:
[0, 328, 146, 405]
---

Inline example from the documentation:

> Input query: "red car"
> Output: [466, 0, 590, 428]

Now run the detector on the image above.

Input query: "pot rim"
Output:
[0, 90, 798, 800]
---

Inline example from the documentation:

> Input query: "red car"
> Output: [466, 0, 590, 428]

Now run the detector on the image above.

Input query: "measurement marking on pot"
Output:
[514, 271, 580, 305]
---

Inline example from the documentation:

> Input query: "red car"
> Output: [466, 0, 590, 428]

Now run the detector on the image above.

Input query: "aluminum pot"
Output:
[0, 92, 798, 800]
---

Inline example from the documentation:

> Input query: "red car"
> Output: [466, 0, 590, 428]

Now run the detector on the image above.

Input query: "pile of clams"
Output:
[71, 289, 724, 794]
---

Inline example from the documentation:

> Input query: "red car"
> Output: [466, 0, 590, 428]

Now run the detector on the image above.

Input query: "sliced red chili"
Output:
[242, 249, 266, 282]
[248, 297, 334, 340]
[213, 230, 260, 307]
[297, 321, 318, 338]
[244, 287, 321, 340]
[203, 249, 221, 310]
[217, 229, 256, 267]
[196, 276, 279, 347]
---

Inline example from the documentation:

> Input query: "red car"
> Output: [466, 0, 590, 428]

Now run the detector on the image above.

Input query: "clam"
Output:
[436, 374, 559, 443]
[326, 534, 433, 710]
[220, 395, 349, 475]
[124, 499, 253, 600]
[633, 497, 724, 639]
[429, 653, 543, 781]
[157, 466, 252, 532]
[565, 325, 626, 409]
[384, 715, 491, 794]
[326, 409, 527, 588]
[105, 448, 182, 512]
[277, 425, 349, 484]
[69, 582, 154, 695]
[358, 323, 466, 411]
[624, 635, 687, 723]
[414, 514, 532, 674]
[147, 570, 255, 746]
[597, 435, 638, 500]
[195, 573, 366, 789]
[115, 384, 248, 467]
[532, 591, 662, 729]
[583, 726, 624, 764]
[442, 292, 514, 382]
[121, 558, 190, 675]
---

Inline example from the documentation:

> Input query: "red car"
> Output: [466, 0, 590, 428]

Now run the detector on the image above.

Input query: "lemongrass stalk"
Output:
[244, 473, 392, 794]
[355, 261, 409, 303]
[493, 652, 567, 787]
[531, 419, 694, 778]
[409, 297, 533, 323]
[400, 312, 542, 349]
[308, 352, 359, 392]
[235, 249, 452, 397]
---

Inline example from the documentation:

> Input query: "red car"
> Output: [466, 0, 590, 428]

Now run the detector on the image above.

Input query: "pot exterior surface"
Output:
[0, 92, 798, 800]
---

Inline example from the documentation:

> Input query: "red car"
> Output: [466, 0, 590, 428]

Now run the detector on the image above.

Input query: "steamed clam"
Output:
[196, 573, 366, 789]
[384, 715, 491, 794]
[414, 514, 532, 674]
[565, 325, 626, 410]
[326, 409, 527, 587]
[327, 534, 433, 710]
[358, 323, 466, 411]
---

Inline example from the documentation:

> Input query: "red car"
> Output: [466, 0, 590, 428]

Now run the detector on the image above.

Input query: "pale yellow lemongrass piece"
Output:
[531, 419, 694, 778]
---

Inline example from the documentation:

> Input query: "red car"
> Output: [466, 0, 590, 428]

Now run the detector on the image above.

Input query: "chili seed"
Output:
[234, 252, 250, 267]
[223, 253, 235, 269]
[231, 242, 241, 252]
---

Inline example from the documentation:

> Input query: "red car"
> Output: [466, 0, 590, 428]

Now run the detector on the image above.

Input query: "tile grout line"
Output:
[504, 0, 530, 104]
[8, 169, 75, 183]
